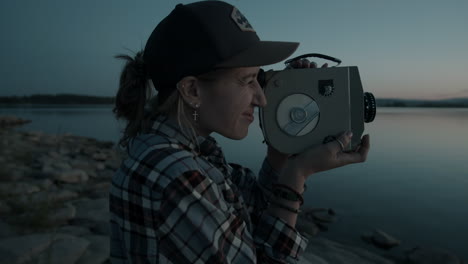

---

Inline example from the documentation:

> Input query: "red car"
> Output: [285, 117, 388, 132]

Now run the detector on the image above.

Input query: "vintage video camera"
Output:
[258, 53, 376, 154]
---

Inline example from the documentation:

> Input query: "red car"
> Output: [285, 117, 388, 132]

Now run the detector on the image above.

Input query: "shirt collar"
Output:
[150, 115, 223, 158]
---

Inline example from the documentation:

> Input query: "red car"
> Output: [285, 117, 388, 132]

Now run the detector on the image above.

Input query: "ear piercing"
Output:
[191, 102, 200, 121]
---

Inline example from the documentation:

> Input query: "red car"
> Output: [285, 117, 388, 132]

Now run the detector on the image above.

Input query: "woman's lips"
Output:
[242, 113, 254, 122]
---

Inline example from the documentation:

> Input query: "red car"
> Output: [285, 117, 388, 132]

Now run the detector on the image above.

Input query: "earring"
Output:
[192, 103, 200, 121]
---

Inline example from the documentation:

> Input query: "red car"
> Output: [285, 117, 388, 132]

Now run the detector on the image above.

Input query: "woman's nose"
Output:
[253, 81, 267, 107]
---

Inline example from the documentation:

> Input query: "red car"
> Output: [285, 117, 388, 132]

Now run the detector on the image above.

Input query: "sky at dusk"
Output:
[1, 0, 467, 99]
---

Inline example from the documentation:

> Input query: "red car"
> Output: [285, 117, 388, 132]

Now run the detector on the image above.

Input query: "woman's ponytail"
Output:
[113, 51, 150, 148]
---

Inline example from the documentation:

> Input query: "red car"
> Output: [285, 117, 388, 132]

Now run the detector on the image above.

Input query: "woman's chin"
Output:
[221, 127, 249, 140]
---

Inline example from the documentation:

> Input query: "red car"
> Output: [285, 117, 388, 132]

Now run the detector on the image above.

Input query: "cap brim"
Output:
[215, 41, 299, 68]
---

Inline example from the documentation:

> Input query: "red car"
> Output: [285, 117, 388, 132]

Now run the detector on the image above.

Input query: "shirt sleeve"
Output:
[229, 159, 309, 263]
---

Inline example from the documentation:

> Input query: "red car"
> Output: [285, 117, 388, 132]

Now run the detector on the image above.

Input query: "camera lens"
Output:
[364, 92, 376, 123]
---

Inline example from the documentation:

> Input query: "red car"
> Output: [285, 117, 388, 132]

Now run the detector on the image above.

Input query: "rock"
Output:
[90, 220, 111, 236]
[296, 215, 320, 237]
[52, 161, 72, 171]
[69, 159, 97, 178]
[304, 236, 395, 264]
[89, 182, 111, 191]
[15, 189, 79, 206]
[0, 220, 16, 238]
[56, 225, 91, 237]
[0, 233, 56, 264]
[96, 162, 106, 170]
[312, 212, 336, 223]
[35, 234, 90, 264]
[96, 169, 114, 179]
[36, 179, 54, 190]
[47, 151, 61, 160]
[58, 146, 71, 155]
[47, 203, 76, 225]
[300, 252, 329, 264]
[405, 247, 462, 264]
[92, 153, 108, 161]
[362, 229, 401, 250]
[0, 182, 40, 196]
[30, 170, 52, 179]
[54, 169, 89, 183]
[0, 200, 11, 214]
[105, 158, 120, 170]
[41, 165, 56, 176]
[69, 159, 90, 169]
[87, 182, 111, 199]
[0, 115, 31, 127]
[0, 165, 25, 181]
[315, 222, 329, 232]
[61, 183, 87, 193]
[73, 198, 109, 223]
[54, 189, 79, 201]
[76, 235, 110, 264]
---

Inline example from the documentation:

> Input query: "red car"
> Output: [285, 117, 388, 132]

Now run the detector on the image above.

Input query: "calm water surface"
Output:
[2, 106, 467, 259]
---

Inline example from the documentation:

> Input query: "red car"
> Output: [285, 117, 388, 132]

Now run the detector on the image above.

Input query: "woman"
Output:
[110, 1, 370, 263]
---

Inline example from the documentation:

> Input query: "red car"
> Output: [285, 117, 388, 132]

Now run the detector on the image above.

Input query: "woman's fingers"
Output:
[334, 131, 353, 151]
[338, 134, 370, 164]
[288, 59, 323, 69]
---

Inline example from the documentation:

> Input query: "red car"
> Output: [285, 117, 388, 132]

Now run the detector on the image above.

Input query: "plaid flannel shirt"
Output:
[110, 115, 308, 263]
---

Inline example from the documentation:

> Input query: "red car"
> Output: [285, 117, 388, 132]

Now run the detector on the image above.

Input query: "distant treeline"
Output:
[376, 98, 468, 108]
[1, 94, 467, 108]
[0, 94, 115, 104]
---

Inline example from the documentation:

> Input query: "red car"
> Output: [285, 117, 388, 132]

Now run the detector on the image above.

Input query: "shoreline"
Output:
[0, 116, 464, 264]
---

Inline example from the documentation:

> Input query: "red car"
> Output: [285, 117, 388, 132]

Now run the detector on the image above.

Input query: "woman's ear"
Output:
[177, 76, 200, 106]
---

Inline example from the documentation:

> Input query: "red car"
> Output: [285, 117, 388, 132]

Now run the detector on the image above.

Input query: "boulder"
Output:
[56, 225, 91, 237]
[92, 153, 108, 161]
[362, 229, 401, 250]
[405, 247, 462, 264]
[0, 200, 11, 214]
[76, 235, 110, 264]
[312, 211, 336, 224]
[0, 233, 57, 264]
[15, 189, 79, 206]
[73, 198, 109, 223]
[34, 234, 90, 264]
[0, 116, 31, 127]
[304, 236, 395, 264]
[0, 220, 16, 238]
[296, 215, 320, 237]
[47, 203, 76, 225]
[0, 182, 40, 196]
[53, 169, 89, 183]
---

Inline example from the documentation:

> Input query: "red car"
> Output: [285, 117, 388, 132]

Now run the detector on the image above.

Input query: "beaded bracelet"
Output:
[269, 199, 301, 214]
[272, 187, 304, 205]
[272, 184, 304, 204]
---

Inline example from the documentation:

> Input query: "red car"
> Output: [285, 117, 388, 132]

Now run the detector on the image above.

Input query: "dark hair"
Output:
[113, 51, 150, 147]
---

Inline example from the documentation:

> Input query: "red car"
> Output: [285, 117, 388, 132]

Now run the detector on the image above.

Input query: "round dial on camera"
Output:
[276, 94, 320, 137]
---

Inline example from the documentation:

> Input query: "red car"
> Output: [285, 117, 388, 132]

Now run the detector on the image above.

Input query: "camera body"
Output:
[259, 66, 375, 154]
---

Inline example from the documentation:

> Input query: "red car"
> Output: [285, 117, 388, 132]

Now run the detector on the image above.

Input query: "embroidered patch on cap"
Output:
[231, 7, 255, 32]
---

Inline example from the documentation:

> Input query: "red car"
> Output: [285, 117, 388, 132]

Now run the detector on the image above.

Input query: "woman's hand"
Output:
[285, 131, 370, 181]
[286, 58, 328, 69]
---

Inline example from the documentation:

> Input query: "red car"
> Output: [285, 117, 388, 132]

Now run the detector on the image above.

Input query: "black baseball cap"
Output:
[143, 1, 299, 98]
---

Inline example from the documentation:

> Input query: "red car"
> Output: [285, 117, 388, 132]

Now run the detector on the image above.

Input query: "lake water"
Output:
[1, 105, 467, 260]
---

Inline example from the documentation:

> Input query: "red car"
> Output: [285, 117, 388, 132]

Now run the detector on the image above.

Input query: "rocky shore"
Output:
[0, 116, 465, 264]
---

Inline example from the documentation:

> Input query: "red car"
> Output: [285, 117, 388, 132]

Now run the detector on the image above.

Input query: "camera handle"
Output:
[284, 53, 342, 67]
